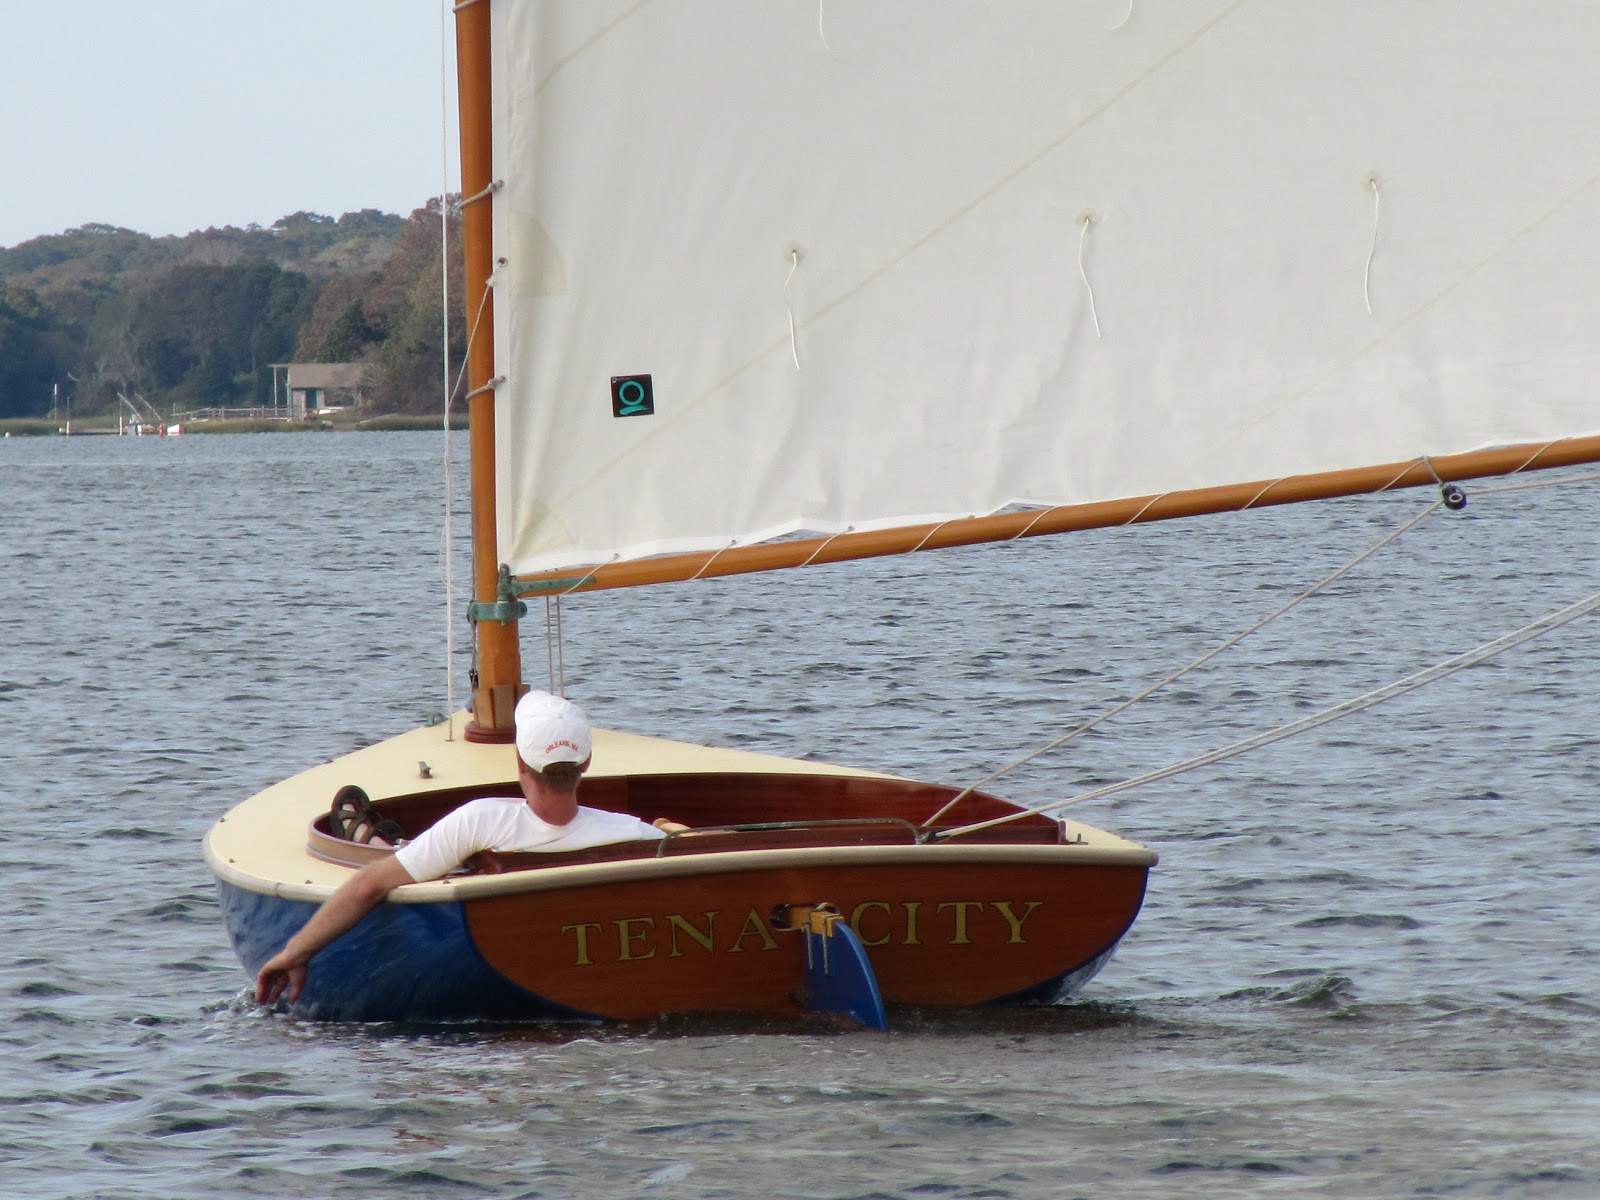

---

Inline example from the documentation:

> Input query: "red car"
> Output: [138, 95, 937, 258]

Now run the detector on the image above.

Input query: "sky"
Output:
[0, 1, 460, 248]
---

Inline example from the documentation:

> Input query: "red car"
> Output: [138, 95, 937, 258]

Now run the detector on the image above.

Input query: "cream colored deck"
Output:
[205, 711, 1156, 904]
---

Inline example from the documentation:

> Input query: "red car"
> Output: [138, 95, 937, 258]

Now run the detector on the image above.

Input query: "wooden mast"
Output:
[456, 0, 522, 741]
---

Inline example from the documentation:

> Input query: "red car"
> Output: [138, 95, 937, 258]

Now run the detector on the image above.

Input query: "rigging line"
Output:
[452, 273, 497, 404]
[1239, 478, 1287, 510]
[1508, 439, 1562, 477]
[1376, 461, 1419, 493]
[554, 562, 607, 597]
[464, 375, 505, 401]
[439, 0, 458, 737]
[1363, 173, 1382, 315]
[921, 496, 1442, 827]
[1008, 508, 1055, 541]
[817, 0, 833, 52]
[908, 518, 965, 555]
[543, 596, 570, 695]
[783, 249, 802, 370]
[688, 541, 741, 582]
[544, 597, 555, 693]
[1476, 466, 1600, 496]
[459, 179, 503, 208]
[943, 585, 1600, 838]
[797, 527, 855, 569]
[1076, 212, 1103, 339]
[1121, 491, 1169, 526]
[450, 267, 500, 686]
[1110, 0, 1134, 31]
[555, 594, 566, 694]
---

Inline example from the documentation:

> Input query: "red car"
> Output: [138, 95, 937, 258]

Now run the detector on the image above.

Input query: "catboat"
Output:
[209, 718, 1152, 1021]
[208, 2, 1600, 1023]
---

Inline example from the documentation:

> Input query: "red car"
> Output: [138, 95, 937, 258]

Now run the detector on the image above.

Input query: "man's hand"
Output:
[256, 953, 308, 1006]
[250, 855, 415, 1009]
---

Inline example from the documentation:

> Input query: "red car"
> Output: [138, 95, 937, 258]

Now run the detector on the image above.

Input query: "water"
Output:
[2, 431, 1597, 1198]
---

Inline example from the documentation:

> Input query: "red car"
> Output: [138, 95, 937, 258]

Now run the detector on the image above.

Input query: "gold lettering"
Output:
[614, 917, 656, 961]
[937, 901, 985, 945]
[728, 906, 780, 952]
[849, 901, 892, 947]
[903, 900, 922, 946]
[561, 921, 602, 967]
[665, 911, 718, 957]
[992, 901, 1042, 944]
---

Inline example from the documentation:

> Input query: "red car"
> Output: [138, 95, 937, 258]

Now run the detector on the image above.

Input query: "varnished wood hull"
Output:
[207, 715, 1156, 1023]
[465, 855, 1149, 1019]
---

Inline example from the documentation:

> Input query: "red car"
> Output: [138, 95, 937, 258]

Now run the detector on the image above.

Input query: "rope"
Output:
[922, 496, 1442, 826]
[941, 585, 1600, 838]
[1363, 173, 1382, 315]
[554, 563, 606, 597]
[689, 541, 740, 582]
[1475, 467, 1600, 497]
[798, 526, 855, 569]
[441, 265, 498, 728]
[817, 0, 832, 52]
[544, 596, 567, 695]
[1110, 0, 1134, 31]
[907, 518, 964, 555]
[1076, 212, 1103, 339]
[459, 179, 503, 209]
[783, 248, 803, 370]
[464, 375, 505, 401]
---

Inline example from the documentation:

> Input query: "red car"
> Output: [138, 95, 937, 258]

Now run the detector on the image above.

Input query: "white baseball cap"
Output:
[514, 690, 593, 771]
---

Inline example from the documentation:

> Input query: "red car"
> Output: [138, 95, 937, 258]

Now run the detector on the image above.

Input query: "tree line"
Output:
[0, 203, 466, 421]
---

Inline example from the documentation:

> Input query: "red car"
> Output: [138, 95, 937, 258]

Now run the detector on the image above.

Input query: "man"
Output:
[256, 690, 683, 1007]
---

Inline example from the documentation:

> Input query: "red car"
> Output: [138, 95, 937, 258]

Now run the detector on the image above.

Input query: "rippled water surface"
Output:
[2, 431, 1597, 1198]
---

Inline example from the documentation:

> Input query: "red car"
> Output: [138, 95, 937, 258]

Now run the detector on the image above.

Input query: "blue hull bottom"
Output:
[217, 881, 597, 1022]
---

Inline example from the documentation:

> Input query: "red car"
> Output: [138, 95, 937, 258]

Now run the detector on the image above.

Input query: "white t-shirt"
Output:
[394, 796, 665, 882]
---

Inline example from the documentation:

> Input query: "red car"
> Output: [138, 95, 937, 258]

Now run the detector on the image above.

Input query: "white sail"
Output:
[490, 1, 1600, 576]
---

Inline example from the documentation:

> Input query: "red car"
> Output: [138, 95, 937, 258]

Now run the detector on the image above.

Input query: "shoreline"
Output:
[0, 413, 466, 437]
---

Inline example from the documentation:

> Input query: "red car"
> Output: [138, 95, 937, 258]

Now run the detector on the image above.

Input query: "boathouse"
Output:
[282, 363, 366, 418]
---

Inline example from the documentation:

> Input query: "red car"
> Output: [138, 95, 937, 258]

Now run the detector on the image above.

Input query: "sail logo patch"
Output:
[610, 374, 655, 418]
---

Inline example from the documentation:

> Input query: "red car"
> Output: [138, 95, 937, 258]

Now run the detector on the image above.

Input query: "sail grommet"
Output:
[1441, 484, 1467, 511]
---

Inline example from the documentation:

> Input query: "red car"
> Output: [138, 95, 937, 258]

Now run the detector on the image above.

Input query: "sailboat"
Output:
[207, 2, 1600, 1023]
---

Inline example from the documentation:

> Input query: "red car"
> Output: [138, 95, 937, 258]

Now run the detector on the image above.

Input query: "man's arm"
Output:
[255, 855, 416, 1006]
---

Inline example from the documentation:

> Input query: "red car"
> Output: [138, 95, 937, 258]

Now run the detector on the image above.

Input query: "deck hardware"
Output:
[468, 599, 527, 625]
[1441, 483, 1467, 510]
[419, 761, 433, 779]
